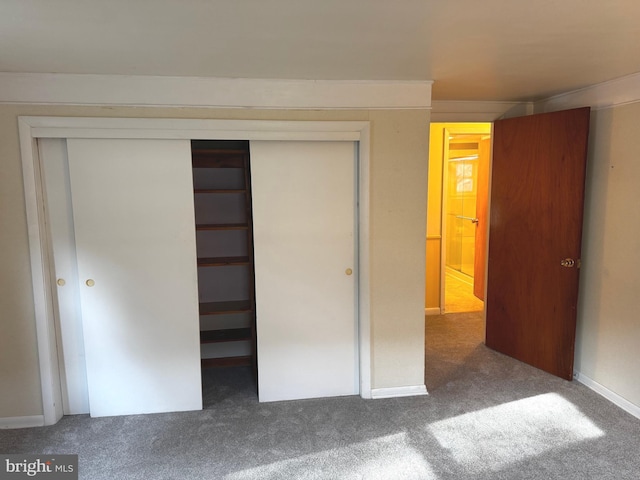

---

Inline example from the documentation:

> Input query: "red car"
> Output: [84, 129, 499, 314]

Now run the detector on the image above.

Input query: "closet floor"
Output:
[202, 366, 258, 409]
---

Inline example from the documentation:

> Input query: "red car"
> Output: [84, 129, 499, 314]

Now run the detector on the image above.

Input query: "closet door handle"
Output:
[85, 279, 95, 287]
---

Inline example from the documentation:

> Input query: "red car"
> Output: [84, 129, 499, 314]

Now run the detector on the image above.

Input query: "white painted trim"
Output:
[20, 116, 373, 423]
[574, 371, 640, 420]
[0, 415, 45, 429]
[425, 308, 441, 316]
[25, 117, 367, 142]
[431, 100, 531, 122]
[371, 385, 428, 399]
[358, 126, 372, 399]
[0, 73, 432, 110]
[18, 119, 64, 427]
[535, 71, 640, 113]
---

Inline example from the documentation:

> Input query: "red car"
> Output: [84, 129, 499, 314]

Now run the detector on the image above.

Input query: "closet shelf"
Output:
[194, 189, 247, 194]
[201, 356, 252, 368]
[200, 328, 252, 344]
[195, 223, 249, 231]
[192, 150, 246, 168]
[199, 300, 252, 315]
[197, 256, 250, 267]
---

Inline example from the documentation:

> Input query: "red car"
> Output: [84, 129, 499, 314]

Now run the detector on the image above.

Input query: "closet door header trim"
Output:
[23, 117, 367, 141]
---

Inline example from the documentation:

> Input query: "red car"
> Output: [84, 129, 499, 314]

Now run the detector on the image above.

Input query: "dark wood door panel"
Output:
[485, 107, 590, 379]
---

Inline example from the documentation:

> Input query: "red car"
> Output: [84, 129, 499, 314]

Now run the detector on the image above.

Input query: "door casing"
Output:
[19, 116, 372, 425]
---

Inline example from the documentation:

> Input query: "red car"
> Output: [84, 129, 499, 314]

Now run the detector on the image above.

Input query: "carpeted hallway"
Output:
[1, 312, 640, 479]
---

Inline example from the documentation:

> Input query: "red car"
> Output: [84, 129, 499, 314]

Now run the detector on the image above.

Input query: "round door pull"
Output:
[56, 278, 66, 287]
[86, 279, 95, 287]
[345, 268, 353, 276]
[560, 258, 575, 268]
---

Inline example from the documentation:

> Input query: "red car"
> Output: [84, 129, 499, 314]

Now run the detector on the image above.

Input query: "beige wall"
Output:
[0, 104, 429, 419]
[575, 102, 640, 408]
[368, 110, 430, 387]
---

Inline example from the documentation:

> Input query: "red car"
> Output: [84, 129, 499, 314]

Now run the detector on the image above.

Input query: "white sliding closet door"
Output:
[250, 141, 358, 402]
[40, 138, 89, 415]
[66, 139, 202, 417]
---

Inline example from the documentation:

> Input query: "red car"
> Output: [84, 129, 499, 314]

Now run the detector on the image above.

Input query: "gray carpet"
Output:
[2, 312, 640, 479]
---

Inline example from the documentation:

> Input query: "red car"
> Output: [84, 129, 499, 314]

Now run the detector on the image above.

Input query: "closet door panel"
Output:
[40, 138, 89, 415]
[250, 141, 358, 402]
[66, 139, 202, 417]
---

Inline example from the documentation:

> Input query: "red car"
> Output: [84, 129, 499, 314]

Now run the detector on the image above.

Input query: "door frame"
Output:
[19, 116, 372, 425]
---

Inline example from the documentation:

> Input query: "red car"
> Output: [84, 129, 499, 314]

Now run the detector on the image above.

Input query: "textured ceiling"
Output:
[1, 0, 640, 101]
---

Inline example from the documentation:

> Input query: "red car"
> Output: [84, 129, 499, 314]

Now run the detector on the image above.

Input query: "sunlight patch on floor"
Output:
[224, 432, 437, 480]
[428, 392, 604, 474]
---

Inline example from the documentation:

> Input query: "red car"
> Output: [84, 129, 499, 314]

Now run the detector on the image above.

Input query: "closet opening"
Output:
[191, 140, 258, 403]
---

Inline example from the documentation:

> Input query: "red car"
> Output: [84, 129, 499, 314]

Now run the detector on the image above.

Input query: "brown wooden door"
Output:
[473, 136, 491, 300]
[485, 107, 590, 380]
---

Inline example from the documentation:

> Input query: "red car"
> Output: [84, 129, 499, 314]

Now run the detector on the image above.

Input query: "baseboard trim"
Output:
[574, 371, 640, 420]
[0, 415, 45, 429]
[371, 385, 428, 399]
[425, 307, 441, 316]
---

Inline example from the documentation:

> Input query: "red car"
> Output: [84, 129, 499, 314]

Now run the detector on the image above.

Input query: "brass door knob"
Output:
[56, 278, 66, 287]
[345, 268, 353, 276]
[560, 258, 575, 268]
[86, 279, 95, 287]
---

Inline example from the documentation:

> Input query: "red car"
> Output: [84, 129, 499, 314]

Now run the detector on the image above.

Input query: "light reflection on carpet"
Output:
[224, 432, 437, 480]
[428, 393, 604, 474]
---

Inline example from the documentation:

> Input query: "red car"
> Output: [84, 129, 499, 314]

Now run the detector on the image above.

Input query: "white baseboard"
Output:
[425, 307, 441, 316]
[0, 415, 45, 429]
[371, 385, 428, 399]
[574, 371, 640, 420]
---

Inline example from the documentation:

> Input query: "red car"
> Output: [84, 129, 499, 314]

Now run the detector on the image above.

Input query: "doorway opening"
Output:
[426, 123, 491, 316]
[426, 109, 590, 384]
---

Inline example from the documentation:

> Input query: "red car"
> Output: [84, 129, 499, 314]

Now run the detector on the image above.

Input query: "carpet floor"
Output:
[1, 312, 639, 479]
